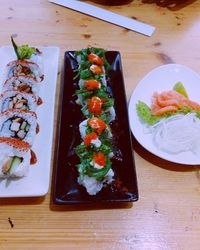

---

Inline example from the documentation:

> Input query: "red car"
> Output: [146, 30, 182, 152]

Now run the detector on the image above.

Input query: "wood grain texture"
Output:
[1, 0, 200, 249]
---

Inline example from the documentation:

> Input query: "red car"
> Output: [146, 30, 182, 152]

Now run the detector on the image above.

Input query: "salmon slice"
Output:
[157, 95, 181, 108]
[152, 106, 178, 116]
[182, 99, 200, 111]
[151, 90, 200, 116]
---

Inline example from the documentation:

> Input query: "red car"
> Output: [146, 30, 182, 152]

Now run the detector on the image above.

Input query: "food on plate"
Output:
[151, 90, 200, 116]
[80, 94, 115, 123]
[0, 109, 38, 146]
[83, 79, 101, 90]
[5, 37, 44, 82]
[136, 82, 200, 155]
[150, 113, 200, 154]
[0, 90, 38, 112]
[75, 48, 110, 87]
[76, 79, 109, 105]
[0, 137, 33, 178]
[0, 37, 44, 179]
[137, 82, 200, 125]
[87, 53, 104, 66]
[173, 81, 188, 98]
[3, 76, 43, 105]
[74, 47, 116, 195]
[75, 48, 115, 123]
[6, 60, 44, 82]
[79, 117, 112, 140]
[11, 36, 43, 71]
[77, 169, 114, 196]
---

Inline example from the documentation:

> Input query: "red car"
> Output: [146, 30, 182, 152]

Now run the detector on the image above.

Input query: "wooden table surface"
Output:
[1, 0, 200, 249]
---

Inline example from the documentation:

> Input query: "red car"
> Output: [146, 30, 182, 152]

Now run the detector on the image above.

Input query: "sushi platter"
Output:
[53, 48, 138, 204]
[0, 39, 59, 197]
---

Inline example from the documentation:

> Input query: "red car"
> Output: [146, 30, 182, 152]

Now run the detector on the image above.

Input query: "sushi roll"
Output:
[11, 36, 44, 71]
[81, 97, 115, 123]
[76, 149, 114, 195]
[75, 48, 110, 86]
[76, 79, 105, 106]
[3, 76, 43, 105]
[78, 169, 114, 196]
[0, 109, 38, 146]
[79, 117, 112, 140]
[5, 60, 44, 82]
[0, 137, 32, 178]
[0, 90, 38, 112]
[74, 48, 117, 195]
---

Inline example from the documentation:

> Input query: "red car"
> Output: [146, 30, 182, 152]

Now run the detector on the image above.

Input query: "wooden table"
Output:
[1, 0, 200, 249]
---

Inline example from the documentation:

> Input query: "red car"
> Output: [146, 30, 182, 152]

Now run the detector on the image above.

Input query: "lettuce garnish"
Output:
[11, 36, 37, 60]
[137, 100, 200, 126]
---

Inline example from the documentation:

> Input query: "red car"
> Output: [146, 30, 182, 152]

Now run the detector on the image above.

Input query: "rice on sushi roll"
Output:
[5, 60, 44, 82]
[105, 107, 116, 123]
[0, 90, 38, 112]
[27, 49, 43, 73]
[78, 169, 114, 195]
[0, 137, 32, 178]
[76, 148, 114, 195]
[0, 109, 38, 146]
[3, 76, 43, 105]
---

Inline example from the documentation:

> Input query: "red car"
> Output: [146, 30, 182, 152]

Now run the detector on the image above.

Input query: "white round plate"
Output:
[128, 64, 200, 165]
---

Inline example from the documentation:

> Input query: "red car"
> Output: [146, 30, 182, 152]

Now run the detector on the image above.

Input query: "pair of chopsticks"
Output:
[49, 0, 155, 36]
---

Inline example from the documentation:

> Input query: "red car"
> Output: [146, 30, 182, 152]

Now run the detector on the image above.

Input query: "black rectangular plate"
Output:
[53, 51, 138, 204]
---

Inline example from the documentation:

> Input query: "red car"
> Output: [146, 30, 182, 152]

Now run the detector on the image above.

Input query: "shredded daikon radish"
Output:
[149, 113, 200, 155]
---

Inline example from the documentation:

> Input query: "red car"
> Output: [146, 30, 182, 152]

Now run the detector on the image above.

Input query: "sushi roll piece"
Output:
[0, 90, 38, 112]
[11, 36, 44, 71]
[81, 96, 116, 123]
[78, 169, 114, 195]
[0, 109, 38, 146]
[78, 79, 102, 89]
[76, 150, 114, 195]
[0, 137, 33, 178]
[79, 117, 112, 140]
[75, 48, 110, 86]
[5, 60, 44, 82]
[76, 79, 102, 106]
[3, 76, 43, 105]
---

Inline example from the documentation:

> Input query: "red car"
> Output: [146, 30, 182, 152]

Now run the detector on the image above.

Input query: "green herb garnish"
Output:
[11, 36, 36, 60]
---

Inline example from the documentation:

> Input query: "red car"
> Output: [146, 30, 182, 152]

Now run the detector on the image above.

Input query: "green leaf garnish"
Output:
[136, 101, 160, 125]
[173, 81, 189, 98]
[77, 158, 112, 181]
[11, 36, 36, 60]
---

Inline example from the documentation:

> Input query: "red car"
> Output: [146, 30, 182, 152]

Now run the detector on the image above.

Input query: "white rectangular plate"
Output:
[0, 46, 60, 197]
